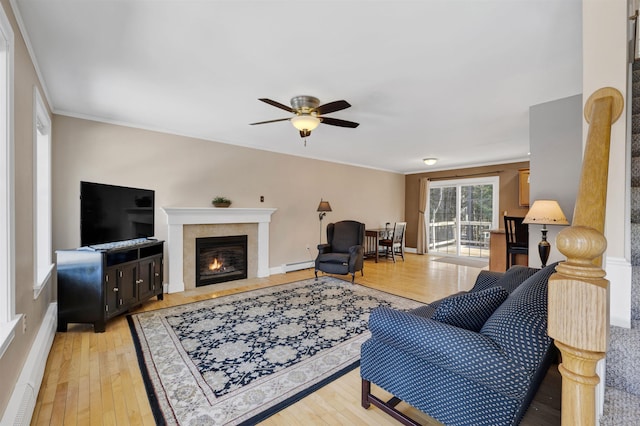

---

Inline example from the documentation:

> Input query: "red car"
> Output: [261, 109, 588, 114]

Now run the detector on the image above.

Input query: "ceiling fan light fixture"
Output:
[291, 114, 320, 132]
[423, 158, 438, 166]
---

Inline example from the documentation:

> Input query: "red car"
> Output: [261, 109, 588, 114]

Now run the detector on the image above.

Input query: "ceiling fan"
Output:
[250, 95, 360, 138]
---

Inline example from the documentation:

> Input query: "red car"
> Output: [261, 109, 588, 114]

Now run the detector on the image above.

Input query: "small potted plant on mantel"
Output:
[212, 196, 232, 208]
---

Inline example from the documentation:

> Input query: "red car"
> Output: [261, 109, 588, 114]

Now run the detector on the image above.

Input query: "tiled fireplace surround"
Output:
[162, 207, 277, 293]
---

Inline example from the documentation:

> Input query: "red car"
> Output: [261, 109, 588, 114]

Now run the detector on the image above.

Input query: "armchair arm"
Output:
[368, 306, 531, 399]
[348, 244, 364, 272]
[317, 243, 331, 254]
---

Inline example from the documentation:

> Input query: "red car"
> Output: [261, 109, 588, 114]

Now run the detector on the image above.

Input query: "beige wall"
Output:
[0, 0, 55, 416]
[52, 115, 405, 278]
[404, 162, 530, 249]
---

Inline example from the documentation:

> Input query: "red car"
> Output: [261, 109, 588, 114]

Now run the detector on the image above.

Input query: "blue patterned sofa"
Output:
[360, 263, 559, 426]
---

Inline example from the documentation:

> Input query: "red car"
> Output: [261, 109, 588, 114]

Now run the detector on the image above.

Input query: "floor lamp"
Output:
[317, 199, 332, 244]
[523, 199, 569, 267]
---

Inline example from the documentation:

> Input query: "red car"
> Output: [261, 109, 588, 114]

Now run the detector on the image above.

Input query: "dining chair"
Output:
[379, 222, 406, 262]
[504, 216, 528, 269]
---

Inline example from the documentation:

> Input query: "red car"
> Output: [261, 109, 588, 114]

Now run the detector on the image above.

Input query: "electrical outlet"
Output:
[260, 196, 264, 202]
[22, 315, 27, 333]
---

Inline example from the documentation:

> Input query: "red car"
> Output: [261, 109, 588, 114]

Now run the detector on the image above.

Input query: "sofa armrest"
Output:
[368, 306, 531, 399]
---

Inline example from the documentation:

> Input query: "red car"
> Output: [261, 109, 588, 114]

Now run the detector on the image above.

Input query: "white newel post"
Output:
[162, 207, 277, 293]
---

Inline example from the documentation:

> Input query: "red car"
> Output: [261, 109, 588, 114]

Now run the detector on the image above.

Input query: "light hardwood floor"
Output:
[31, 253, 560, 425]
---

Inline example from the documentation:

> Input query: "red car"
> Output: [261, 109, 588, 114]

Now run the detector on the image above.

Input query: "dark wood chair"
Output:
[379, 222, 406, 262]
[504, 216, 528, 269]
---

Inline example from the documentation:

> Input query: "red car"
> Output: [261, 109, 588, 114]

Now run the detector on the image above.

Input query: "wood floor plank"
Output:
[31, 254, 560, 425]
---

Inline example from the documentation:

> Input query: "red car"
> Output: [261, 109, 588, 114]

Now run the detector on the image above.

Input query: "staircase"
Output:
[599, 60, 640, 425]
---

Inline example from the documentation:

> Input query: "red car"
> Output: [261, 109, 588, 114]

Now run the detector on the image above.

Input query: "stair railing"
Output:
[548, 87, 624, 425]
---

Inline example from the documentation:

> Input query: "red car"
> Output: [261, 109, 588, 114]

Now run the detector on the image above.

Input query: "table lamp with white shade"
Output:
[523, 199, 570, 267]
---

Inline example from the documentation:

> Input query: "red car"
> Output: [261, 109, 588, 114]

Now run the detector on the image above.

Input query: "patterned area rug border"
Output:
[128, 277, 424, 425]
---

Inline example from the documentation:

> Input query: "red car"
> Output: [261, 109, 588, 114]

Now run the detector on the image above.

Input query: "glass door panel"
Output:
[459, 184, 493, 258]
[428, 186, 457, 255]
[427, 177, 498, 259]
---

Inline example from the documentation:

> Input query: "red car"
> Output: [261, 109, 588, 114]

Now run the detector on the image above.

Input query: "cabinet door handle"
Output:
[113, 287, 119, 292]
[154, 273, 160, 277]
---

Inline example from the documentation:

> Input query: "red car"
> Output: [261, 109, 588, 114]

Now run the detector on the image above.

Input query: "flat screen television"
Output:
[80, 181, 155, 247]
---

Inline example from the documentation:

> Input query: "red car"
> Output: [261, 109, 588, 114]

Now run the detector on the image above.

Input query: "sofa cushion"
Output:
[471, 265, 539, 294]
[317, 252, 350, 265]
[431, 286, 510, 332]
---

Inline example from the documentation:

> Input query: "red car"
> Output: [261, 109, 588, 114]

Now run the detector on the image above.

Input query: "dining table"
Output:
[364, 228, 392, 262]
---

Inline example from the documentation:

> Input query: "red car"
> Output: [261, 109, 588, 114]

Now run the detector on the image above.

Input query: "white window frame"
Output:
[33, 87, 52, 298]
[0, 1, 19, 359]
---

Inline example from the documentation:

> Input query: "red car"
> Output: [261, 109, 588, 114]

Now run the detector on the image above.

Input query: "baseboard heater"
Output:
[2, 303, 57, 426]
[282, 260, 314, 273]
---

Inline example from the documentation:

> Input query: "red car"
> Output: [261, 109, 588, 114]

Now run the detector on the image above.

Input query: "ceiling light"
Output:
[291, 114, 320, 132]
[423, 158, 438, 166]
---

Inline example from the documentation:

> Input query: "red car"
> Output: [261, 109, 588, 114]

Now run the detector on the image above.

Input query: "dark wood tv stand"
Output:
[56, 239, 164, 333]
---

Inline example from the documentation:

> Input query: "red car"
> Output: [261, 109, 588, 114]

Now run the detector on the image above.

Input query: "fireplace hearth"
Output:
[196, 235, 248, 286]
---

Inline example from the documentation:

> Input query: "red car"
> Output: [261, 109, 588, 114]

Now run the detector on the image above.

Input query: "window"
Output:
[427, 177, 499, 258]
[0, 1, 18, 358]
[34, 88, 52, 297]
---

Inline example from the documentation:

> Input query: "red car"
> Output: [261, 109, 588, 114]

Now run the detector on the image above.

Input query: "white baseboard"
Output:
[1, 303, 57, 426]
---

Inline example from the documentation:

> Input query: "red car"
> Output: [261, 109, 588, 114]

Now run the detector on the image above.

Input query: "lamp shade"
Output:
[317, 200, 332, 212]
[291, 114, 320, 132]
[523, 200, 569, 226]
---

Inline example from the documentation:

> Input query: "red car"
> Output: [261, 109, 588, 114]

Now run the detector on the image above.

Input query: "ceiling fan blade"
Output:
[320, 117, 360, 128]
[249, 117, 291, 125]
[259, 98, 294, 113]
[315, 100, 351, 115]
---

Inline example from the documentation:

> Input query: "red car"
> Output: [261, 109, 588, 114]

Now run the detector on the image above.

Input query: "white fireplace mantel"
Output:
[162, 207, 277, 293]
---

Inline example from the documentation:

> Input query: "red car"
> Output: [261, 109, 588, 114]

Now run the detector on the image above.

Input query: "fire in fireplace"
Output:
[196, 235, 248, 286]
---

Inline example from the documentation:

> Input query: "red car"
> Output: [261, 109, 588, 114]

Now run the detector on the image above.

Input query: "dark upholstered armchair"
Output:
[315, 220, 365, 283]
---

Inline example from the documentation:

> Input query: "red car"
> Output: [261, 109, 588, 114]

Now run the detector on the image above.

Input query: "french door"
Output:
[427, 177, 499, 258]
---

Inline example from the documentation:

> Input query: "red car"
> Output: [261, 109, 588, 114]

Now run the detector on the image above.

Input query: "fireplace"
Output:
[196, 235, 248, 287]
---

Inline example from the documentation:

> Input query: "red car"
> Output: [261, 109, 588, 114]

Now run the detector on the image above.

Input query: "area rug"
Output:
[128, 276, 424, 425]
[432, 256, 489, 268]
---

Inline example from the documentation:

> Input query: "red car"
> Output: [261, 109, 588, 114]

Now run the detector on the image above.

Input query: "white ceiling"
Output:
[13, 0, 582, 174]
